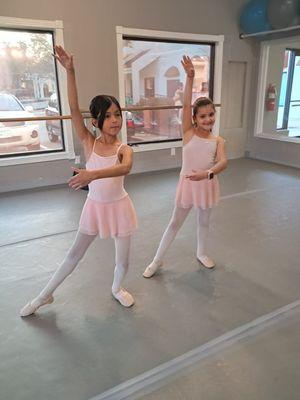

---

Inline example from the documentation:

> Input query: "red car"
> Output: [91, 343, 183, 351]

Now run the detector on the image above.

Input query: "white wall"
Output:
[0, 0, 253, 192]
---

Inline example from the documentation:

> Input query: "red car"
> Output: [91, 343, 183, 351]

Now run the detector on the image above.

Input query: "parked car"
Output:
[45, 93, 62, 142]
[0, 93, 40, 152]
[126, 111, 144, 130]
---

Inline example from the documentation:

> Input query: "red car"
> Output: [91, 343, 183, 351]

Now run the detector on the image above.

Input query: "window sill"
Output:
[0, 150, 75, 167]
[254, 133, 300, 144]
[131, 141, 182, 152]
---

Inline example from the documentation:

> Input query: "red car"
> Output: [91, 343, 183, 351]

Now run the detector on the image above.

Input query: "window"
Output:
[0, 17, 74, 166]
[254, 36, 300, 143]
[277, 49, 300, 137]
[116, 27, 224, 150]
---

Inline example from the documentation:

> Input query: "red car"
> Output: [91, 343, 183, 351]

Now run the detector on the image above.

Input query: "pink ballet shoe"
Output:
[197, 255, 215, 269]
[20, 295, 54, 317]
[112, 288, 134, 307]
[143, 260, 163, 278]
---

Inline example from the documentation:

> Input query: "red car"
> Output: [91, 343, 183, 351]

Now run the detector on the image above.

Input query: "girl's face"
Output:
[100, 103, 122, 136]
[194, 104, 216, 132]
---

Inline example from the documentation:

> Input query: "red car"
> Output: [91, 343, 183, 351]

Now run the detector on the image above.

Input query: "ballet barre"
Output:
[0, 104, 221, 123]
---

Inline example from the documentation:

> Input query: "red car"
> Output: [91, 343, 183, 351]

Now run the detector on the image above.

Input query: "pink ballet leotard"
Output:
[175, 135, 220, 209]
[79, 140, 137, 238]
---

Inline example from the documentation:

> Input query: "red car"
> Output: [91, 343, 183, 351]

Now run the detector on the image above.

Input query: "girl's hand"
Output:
[68, 168, 93, 190]
[185, 169, 207, 181]
[53, 45, 74, 71]
[181, 55, 195, 78]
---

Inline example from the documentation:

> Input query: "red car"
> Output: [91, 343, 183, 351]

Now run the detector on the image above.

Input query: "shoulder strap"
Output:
[116, 143, 124, 155]
[92, 136, 101, 152]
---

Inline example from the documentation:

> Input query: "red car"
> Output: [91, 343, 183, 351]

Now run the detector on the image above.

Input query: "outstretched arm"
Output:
[68, 145, 133, 190]
[181, 55, 194, 135]
[54, 45, 92, 144]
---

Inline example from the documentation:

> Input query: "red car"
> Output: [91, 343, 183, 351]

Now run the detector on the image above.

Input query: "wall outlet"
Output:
[171, 148, 176, 156]
[75, 155, 81, 164]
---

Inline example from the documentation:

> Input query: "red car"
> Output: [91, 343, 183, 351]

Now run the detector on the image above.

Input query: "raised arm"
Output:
[68, 145, 133, 190]
[54, 45, 92, 144]
[181, 55, 195, 135]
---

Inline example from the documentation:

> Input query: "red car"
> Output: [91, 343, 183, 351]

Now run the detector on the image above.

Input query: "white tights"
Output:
[38, 231, 131, 301]
[153, 206, 211, 263]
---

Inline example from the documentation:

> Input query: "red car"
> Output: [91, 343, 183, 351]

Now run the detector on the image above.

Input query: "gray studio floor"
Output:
[1, 158, 300, 400]
[137, 306, 300, 400]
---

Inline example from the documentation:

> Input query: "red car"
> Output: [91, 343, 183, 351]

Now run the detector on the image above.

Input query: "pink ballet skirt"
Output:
[175, 175, 220, 209]
[79, 195, 137, 238]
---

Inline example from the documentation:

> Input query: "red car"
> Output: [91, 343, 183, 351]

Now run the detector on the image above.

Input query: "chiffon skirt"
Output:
[175, 175, 220, 209]
[79, 195, 138, 238]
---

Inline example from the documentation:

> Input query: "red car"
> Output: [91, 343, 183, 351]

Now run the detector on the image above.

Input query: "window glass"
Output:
[122, 38, 214, 144]
[0, 29, 64, 157]
[277, 49, 300, 137]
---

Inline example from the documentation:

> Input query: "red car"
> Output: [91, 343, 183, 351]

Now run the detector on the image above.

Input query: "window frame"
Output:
[116, 26, 224, 152]
[254, 36, 300, 144]
[0, 16, 75, 167]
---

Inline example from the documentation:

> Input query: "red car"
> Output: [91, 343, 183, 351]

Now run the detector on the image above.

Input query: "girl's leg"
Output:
[20, 231, 96, 316]
[112, 235, 134, 307]
[154, 206, 191, 262]
[143, 206, 191, 278]
[196, 208, 215, 268]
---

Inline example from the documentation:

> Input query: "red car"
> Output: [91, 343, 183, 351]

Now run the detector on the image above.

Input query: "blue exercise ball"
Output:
[268, 0, 300, 29]
[240, 0, 271, 33]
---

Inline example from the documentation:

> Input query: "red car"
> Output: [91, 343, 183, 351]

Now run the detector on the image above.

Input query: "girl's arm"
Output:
[186, 137, 227, 181]
[54, 45, 93, 145]
[68, 145, 133, 190]
[209, 136, 227, 174]
[181, 55, 194, 135]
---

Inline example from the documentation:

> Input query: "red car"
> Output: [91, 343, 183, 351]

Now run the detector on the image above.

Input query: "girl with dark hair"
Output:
[143, 55, 227, 278]
[20, 46, 137, 316]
